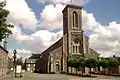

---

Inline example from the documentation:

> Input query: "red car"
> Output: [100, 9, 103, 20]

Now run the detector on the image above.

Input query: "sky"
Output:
[1, 0, 120, 59]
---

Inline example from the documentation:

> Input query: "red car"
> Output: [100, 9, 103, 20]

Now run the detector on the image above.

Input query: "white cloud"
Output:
[4, 0, 38, 29]
[8, 25, 63, 53]
[36, 0, 91, 6]
[89, 21, 120, 57]
[36, 0, 71, 5]
[82, 10, 99, 31]
[39, 4, 65, 30]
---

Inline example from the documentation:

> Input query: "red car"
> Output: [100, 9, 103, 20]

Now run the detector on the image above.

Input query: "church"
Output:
[36, 4, 100, 73]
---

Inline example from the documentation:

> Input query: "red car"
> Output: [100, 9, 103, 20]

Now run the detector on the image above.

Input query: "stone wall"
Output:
[48, 46, 62, 73]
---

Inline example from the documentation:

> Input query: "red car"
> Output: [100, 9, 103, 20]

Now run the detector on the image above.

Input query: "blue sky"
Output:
[4, 0, 120, 58]
[84, 0, 120, 25]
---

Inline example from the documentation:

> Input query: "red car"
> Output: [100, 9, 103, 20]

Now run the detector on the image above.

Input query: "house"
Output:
[0, 45, 8, 76]
[25, 59, 37, 72]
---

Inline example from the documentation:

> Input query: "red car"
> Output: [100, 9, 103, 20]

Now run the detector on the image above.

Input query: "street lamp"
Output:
[13, 49, 17, 77]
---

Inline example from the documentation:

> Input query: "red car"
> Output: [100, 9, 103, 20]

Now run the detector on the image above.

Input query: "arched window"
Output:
[73, 11, 78, 28]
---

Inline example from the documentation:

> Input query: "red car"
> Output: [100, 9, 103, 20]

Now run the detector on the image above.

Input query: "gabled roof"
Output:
[89, 48, 100, 56]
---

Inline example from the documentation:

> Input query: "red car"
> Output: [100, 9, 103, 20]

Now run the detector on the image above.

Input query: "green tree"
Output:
[108, 60, 119, 68]
[68, 58, 74, 73]
[0, 1, 14, 41]
[72, 58, 79, 75]
[97, 60, 109, 69]
[97, 59, 109, 74]
[69, 58, 79, 75]
[78, 57, 85, 75]
[85, 58, 97, 76]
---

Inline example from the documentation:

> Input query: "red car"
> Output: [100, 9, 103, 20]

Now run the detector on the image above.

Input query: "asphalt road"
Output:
[1, 72, 120, 80]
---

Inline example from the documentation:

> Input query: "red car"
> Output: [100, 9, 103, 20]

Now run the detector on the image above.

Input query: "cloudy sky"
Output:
[1, 0, 120, 59]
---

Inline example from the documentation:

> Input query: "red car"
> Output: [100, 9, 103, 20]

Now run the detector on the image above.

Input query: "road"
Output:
[1, 72, 120, 80]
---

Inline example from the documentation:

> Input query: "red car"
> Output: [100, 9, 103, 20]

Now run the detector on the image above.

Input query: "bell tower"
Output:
[62, 4, 82, 34]
[62, 4, 84, 71]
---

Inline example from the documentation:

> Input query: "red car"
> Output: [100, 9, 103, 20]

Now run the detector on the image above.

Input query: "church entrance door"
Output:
[56, 64, 59, 72]
[55, 61, 60, 73]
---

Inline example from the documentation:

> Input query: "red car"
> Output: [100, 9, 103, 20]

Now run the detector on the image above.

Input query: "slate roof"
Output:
[26, 59, 37, 63]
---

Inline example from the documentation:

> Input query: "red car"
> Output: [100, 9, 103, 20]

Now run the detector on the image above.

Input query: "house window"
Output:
[33, 64, 35, 67]
[28, 64, 30, 67]
[73, 11, 78, 28]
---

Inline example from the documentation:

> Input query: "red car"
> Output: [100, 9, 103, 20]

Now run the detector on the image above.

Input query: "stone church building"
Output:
[36, 4, 100, 73]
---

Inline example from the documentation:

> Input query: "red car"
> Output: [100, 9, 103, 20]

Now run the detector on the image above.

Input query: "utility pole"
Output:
[13, 50, 17, 77]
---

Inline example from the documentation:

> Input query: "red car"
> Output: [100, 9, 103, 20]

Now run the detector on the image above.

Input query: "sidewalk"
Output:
[0, 72, 13, 80]
[0, 72, 24, 80]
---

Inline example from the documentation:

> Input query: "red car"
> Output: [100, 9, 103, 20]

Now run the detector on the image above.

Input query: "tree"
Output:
[108, 60, 119, 68]
[68, 58, 74, 73]
[78, 57, 85, 75]
[0, 1, 14, 41]
[72, 58, 79, 75]
[97, 59, 109, 74]
[97, 59, 109, 69]
[85, 58, 97, 76]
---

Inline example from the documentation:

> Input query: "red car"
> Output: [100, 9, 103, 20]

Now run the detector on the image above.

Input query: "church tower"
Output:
[62, 4, 84, 71]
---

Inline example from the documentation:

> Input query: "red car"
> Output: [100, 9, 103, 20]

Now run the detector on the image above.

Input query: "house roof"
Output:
[26, 59, 37, 63]
[89, 48, 100, 56]
[0, 45, 8, 53]
[29, 54, 41, 59]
